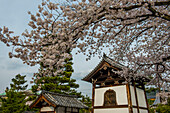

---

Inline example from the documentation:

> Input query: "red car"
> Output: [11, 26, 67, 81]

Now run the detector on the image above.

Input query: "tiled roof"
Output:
[82, 54, 150, 83]
[82, 54, 126, 82]
[103, 54, 125, 69]
[30, 90, 88, 109]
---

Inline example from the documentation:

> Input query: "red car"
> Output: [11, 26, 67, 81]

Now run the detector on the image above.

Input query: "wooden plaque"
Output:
[103, 89, 117, 106]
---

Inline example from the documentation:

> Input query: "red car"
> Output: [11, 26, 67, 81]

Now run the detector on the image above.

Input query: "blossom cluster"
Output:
[0, 0, 169, 87]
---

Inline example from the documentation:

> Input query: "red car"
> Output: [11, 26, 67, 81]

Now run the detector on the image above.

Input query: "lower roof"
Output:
[30, 90, 88, 109]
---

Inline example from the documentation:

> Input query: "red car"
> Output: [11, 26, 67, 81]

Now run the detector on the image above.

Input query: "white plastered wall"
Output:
[136, 88, 147, 107]
[94, 85, 128, 106]
[94, 108, 129, 113]
[40, 106, 54, 112]
[130, 85, 137, 106]
[133, 108, 138, 113]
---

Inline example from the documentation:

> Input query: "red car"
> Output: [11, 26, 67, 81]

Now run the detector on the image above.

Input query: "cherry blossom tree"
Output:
[0, 0, 169, 88]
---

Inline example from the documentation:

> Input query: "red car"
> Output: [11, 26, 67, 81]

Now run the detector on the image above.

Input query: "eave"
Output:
[30, 93, 56, 109]
[82, 54, 125, 83]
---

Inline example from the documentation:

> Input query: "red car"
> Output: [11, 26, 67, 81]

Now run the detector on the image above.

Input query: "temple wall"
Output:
[133, 108, 138, 113]
[136, 88, 147, 107]
[94, 85, 128, 106]
[130, 85, 137, 106]
[56, 107, 65, 113]
[94, 108, 129, 113]
[55, 107, 79, 113]
[40, 106, 54, 112]
[139, 109, 148, 113]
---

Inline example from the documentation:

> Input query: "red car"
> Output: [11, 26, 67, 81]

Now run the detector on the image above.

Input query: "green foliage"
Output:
[146, 87, 157, 106]
[0, 74, 29, 113]
[10, 74, 28, 92]
[32, 53, 92, 111]
[149, 98, 170, 113]
[155, 104, 170, 113]
[149, 108, 155, 113]
[32, 54, 80, 97]
[25, 95, 40, 112]
[168, 97, 170, 106]
[147, 99, 155, 106]
[0, 91, 28, 113]
[80, 95, 92, 113]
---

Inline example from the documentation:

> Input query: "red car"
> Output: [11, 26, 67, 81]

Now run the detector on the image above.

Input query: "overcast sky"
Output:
[0, 0, 101, 97]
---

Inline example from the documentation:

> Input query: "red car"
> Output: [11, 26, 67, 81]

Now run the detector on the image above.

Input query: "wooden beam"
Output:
[83, 61, 121, 82]
[30, 95, 42, 109]
[95, 78, 124, 85]
[95, 84, 126, 88]
[97, 74, 124, 80]
[30, 94, 56, 109]
[126, 84, 133, 113]
[65, 107, 66, 113]
[42, 96, 56, 108]
[133, 106, 148, 110]
[133, 82, 139, 113]
[92, 81, 96, 113]
[94, 105, 128, 109]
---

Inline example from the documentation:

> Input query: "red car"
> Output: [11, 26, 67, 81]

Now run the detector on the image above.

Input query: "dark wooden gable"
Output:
[30, 90, 88, 109]
[82, 54, 150, 86]
[30, 93, 56, 109]
[82, 54, 126, 86]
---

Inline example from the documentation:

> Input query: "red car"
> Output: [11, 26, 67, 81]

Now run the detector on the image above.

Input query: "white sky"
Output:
[0, 0, 101, 97]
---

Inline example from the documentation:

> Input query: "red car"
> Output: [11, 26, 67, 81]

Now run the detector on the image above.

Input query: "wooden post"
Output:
[92, 82, 95, 113]
[92, 79, 97, 113]
[133, 81, 139, 113]
[126, 83, 133, 113]
[65, 107, 67, 113]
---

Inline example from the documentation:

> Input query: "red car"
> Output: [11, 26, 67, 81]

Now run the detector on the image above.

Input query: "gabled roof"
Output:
[30, 90, 88, 109]
[82, 54, 150, 83]
[82, 54, 126, 83]
[102, 54, 125, 69]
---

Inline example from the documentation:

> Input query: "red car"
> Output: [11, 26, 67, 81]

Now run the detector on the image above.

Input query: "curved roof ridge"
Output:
[103, 54, 126, 69]
[42, 90, 78, 98]
[30, 90, 88, 109]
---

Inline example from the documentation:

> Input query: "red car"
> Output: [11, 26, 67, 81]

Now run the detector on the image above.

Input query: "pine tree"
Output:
[0, 90, 27, 113]
[80, 95, 92, 113]
[32, 53, 81, 97]
[10, 74, 28, 92]
[0, 74, 29, 113]
[31, 52, 91, 112]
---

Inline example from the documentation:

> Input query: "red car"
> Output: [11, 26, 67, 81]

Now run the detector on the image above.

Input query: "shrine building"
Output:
[30, 90, 88, 113]
[82, 54, 150, 113]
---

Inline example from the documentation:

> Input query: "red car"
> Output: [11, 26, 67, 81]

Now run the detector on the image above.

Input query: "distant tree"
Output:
[146, 87, 159, 93]
[0, 0, 169, 88]
[0, 74, 28, 113]
[0, 90, 28, 113]
[10, 74, 28, 92]
[80, 95, 92, 113]
[155, 103, 170, 113]
[31, 53, 91, 111]
[32, 53, 81, 97]
[0, 0, 92, 111]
